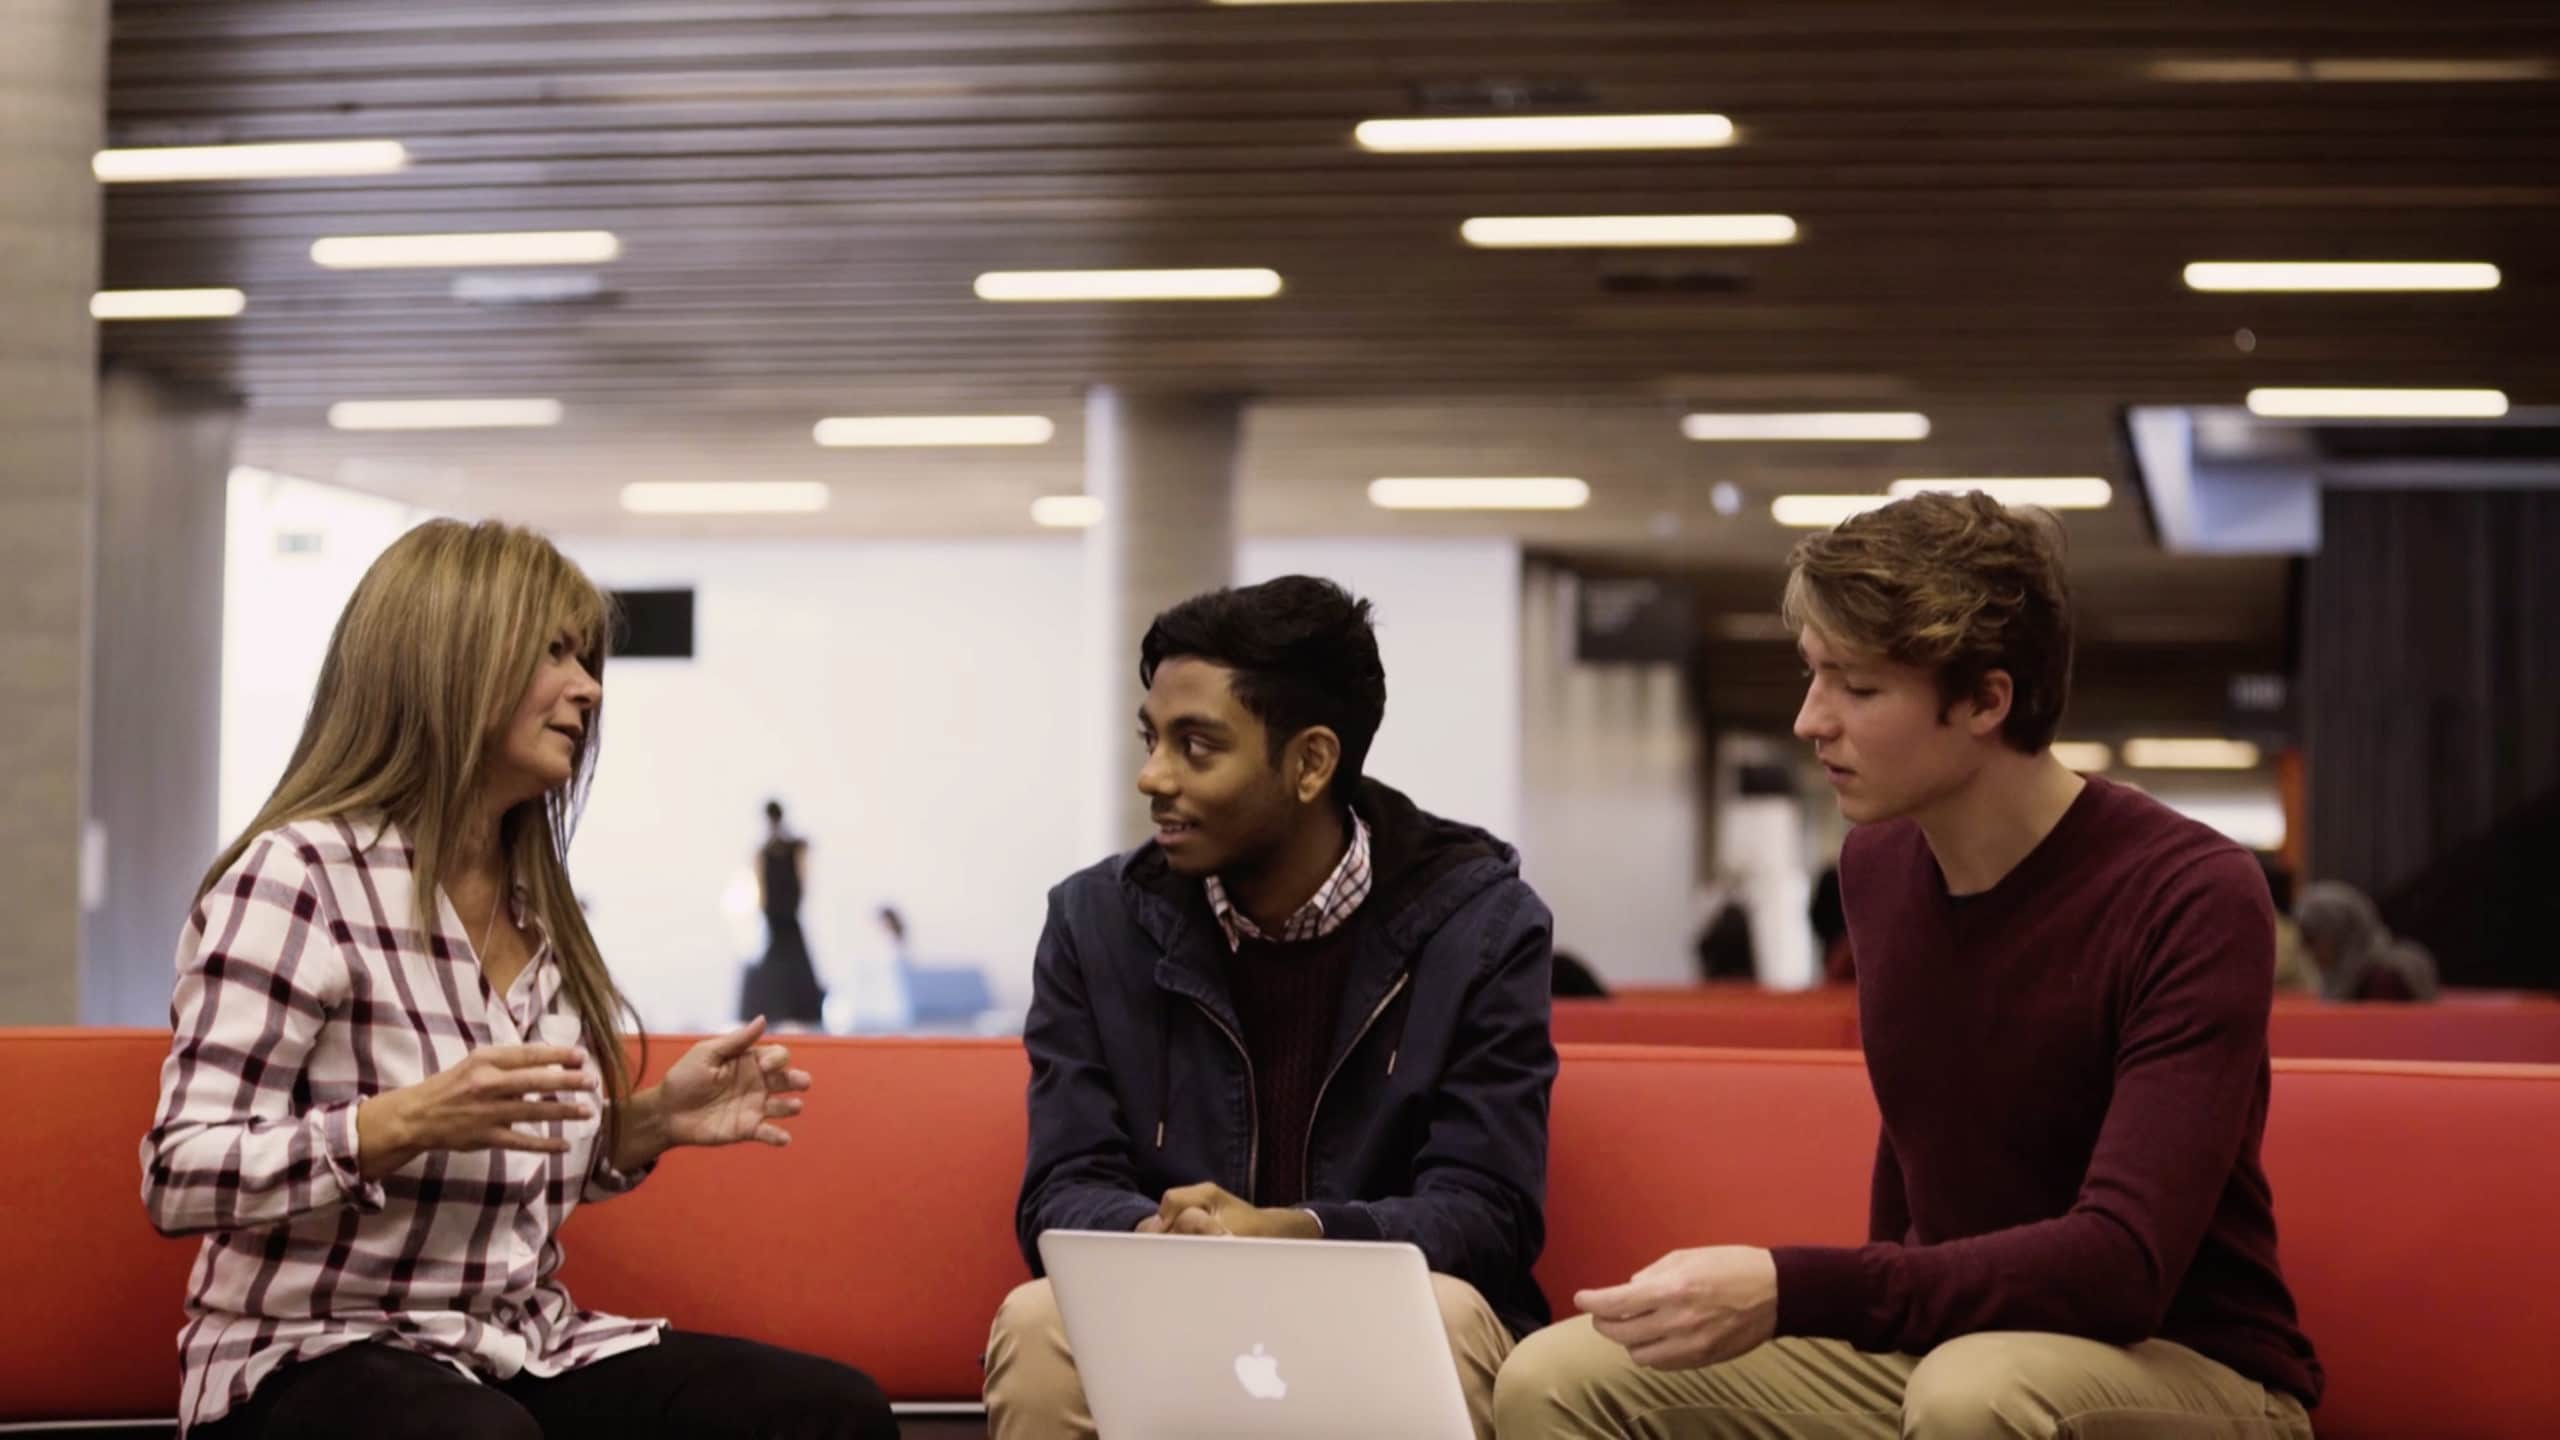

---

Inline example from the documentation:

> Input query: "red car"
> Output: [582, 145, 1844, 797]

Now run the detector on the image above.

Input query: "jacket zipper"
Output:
[1300, 972, 1411, 1203]
[1185, 996, 1261, 1200]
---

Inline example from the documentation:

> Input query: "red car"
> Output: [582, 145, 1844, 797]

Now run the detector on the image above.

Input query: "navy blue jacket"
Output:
[1014, 779, 1558, 1338]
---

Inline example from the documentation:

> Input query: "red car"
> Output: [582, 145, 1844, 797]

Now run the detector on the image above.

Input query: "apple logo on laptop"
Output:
[1234, 1343, 1288, 1400]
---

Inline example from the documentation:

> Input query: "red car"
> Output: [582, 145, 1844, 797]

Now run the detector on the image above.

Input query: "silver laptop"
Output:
[1037, 1229, 1476, 1440]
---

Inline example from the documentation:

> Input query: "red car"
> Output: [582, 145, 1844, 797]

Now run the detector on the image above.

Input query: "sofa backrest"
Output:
[6, 1030, 2554, 1438]
[1553, 994, 2560, 1064]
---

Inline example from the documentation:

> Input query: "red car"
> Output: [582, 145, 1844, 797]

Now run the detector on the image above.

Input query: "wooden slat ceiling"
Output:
[96, 0, 2560, 645]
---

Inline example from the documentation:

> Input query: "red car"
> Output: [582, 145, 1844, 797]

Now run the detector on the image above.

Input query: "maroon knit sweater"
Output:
[1229, 927, 1359, 1208]
[1771, 776, 2323, 1405]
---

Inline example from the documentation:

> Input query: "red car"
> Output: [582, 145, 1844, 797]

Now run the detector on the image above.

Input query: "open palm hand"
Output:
[658, 1016, 812, 1148]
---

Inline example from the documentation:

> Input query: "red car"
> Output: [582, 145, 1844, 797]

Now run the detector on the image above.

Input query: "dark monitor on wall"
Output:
[1575, 575, 1694, 664]
[609, 588, 695, 659]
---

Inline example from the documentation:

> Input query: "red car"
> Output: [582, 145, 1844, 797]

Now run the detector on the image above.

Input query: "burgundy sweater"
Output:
[1771, 776, 2323, 1405]
[1230, 927, 1358, 1207]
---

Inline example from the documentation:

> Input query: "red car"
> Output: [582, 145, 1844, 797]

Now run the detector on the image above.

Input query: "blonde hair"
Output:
[1782, 490, 2075, 753]
[201, 519, 639, 1168]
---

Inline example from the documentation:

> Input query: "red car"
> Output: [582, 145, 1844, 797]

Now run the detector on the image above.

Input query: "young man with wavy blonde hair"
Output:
[1496, 493, 2322, 1439]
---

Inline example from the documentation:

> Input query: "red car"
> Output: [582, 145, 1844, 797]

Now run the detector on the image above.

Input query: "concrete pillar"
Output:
[0, 1, 106, 1023]
[87, 368, 240, 1023]
[1084, 388, 1240, 855]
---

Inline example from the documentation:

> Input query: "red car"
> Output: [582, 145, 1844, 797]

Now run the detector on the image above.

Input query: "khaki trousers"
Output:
[1493, 1317, 2313, 1439]
[983, 1272, 1515, 1440]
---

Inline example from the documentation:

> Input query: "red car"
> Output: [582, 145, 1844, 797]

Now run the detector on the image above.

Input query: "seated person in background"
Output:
[2258, 853, 2321, 995]
[2298, 880, 2441, 1003]
[987, 576, 1558, 1440]
[1810, 865, 1856, 985]
[1552, 948, 1611, 999]
[1497, 492, 2321, 1439]
[144, 520, 894, 1440]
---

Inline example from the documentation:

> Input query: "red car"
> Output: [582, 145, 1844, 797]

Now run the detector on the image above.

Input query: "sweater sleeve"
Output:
[1771, 849, 2275, 1349]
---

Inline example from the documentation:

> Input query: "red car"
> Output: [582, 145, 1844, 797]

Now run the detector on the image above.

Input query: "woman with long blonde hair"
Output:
[142, 520, 895, 1439]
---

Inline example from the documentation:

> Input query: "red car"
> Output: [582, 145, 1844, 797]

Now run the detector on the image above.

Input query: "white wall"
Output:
[1516, 562, 1703, 986]
[217, 500, 1531, 1032]
[1242, 539, 1522, 846]
[219, 469, 435, 842]
[560, 535, 1524, 1032]
[558, 538, 1089, 1032]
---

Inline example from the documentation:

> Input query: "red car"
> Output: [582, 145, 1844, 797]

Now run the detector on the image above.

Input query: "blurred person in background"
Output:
[1692, 895, 1758, 983]
[989, 575, 1557, 1440]
[2298, 880, 2440, 1002]
[743, 798, 827, 1029]
[1552, 948, 1611, 999]
[2258, 853, 2320, 995]
[143, 520, 893, 1440]
[1809, 864, 1855, 986]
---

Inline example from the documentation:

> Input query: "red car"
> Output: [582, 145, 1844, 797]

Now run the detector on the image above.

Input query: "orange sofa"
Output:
[5, 1030, 2554, 1439]
[1556, 992, 2560, 1064]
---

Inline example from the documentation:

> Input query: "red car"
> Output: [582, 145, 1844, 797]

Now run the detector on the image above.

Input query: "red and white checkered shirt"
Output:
[141, 817, 663, 1435]
[1205, 811, 1374, 952]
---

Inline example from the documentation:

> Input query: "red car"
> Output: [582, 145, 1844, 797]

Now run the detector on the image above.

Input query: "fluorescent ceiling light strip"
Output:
[1684, 412, 1930, 442]
[94, 140, 409, 183]
[1031, 496, 1104, 528]
[1355, 114, 1734, 153]
[311, 231, 622, 269]
[1771, 494, 1892, 527]
[621, 482, 830, 516]
[91, 288, 247, 320]
[814, 415, 1056, 447]
[1368, 478, 1590, 511]
[1461, 214, 1796, 248]
[2313, 58, 2552, 82]
[328, 399, 564, 431]
[2146, 57, 2554, 83]
[2121, 738, 2262, 770]
[2183, 261, 2501, 292]
[1889, 477, 2114, 509]
[973, 268, 1282, 302]
[2049, 741, 2115, 773]
[2244, 387, 2508, 419]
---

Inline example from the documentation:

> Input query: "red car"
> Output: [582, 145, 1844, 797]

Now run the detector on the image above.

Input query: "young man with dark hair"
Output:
[985, 575, 1557, 1440]
[1496, 493, 2321, 1438]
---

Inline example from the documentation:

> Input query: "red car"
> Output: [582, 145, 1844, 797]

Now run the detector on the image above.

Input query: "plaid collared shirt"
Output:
[141, 817, 662, 1435]
[1206, 811, 1374, 952]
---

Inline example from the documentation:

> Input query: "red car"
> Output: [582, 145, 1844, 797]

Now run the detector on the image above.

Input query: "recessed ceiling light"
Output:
[327, 399, 564, 431]
[813, 415, 1056, 447]
[973, 269, 1282, 302]
[1367, 477, 1591, 511]
[2244, 388, 2509, 419]
[1684, 412, 1930, 442]
[95, 140, 409, 183]
[1354, 114, 1734, 153]
[2183, 262, 2500, 292]
[1461, 214, 1796, 248]
[621, 482, 830, 515]
[2121, 738, 2262, 770]
[1771, 494, 1892, 527]
[311, 231, 622, 269]
[1888, 477, 2113, 509]
[1031, 496, 1104, 528]
[91, 288, 247, 320]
